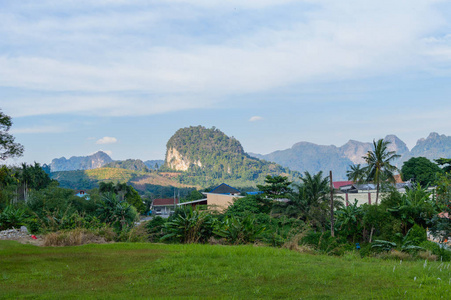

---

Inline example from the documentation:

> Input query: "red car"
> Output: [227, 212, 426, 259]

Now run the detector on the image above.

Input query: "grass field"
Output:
[1, 241, 451, 299]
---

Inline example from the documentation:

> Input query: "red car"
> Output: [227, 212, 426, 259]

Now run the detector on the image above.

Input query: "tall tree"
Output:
[0, 109, 24, 160]
[401, 157, 442, 187]
[346, 164, 367, 183]
[363, 139, 400, 205]
[435, 158, 451, 173]
[296, 171, 336, 230]
[257, 175, 292, 200]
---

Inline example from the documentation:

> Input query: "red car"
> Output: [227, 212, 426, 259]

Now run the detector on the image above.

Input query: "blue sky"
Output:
[2, 0, 451, 164]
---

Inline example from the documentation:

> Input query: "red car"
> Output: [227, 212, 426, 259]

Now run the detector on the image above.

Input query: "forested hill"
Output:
[164, 126, 299, 187]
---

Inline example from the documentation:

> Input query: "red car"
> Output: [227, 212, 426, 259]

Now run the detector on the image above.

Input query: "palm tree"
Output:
[297, 171, 332, 230]
[363, 139, 400, 205]
[301, 171, 330, 206]
[346, 164, 367, 183]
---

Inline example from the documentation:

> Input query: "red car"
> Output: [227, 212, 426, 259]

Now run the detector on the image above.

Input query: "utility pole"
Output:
[173, 188, 176, 213]
[329, 170, 334, 237]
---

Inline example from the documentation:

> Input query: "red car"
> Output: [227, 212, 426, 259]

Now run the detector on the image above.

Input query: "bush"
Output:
[117, 223, 149, 242]
[407, 224, 427, 246]
[214, 215, 266, 245]
[282, 230, 315, 254]
[162, 207, 215, 243]
[376, 250, 412, 261]
[0, 205, 27, 230]
[302, 230, 350, 255]
[263, 217, 305, 247]
[96, 193, 138, 232]
[419, 240, 451, 261]
[146, 216, 166, 242]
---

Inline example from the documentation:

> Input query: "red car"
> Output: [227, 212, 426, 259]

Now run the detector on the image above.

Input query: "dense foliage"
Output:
[104, 159, 150, 172]
[0, 109, 24, 160]
[1, 122, 451, 262]
[401, 157, 442, 187]
[99, 182, 145, 213]
[0, 164, 140, 235]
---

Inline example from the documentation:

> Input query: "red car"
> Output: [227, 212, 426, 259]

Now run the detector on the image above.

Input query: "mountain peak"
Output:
[50, 151, 113, 172]
[427, 132, 440, 139]
[384, 134, 409, 155]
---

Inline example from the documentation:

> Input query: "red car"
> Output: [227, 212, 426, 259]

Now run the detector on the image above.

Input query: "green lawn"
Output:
[1, 241, 450, 299]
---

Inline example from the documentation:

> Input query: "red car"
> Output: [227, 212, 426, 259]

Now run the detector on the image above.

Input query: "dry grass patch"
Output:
[418, 250, 438, 261]
[282, 232, 315, 254]
[44, 228, 109, 246]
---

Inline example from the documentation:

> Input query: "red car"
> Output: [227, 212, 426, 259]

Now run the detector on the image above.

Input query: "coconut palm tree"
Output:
[363, 139, 400, 205]
[346, 164, 367, 183]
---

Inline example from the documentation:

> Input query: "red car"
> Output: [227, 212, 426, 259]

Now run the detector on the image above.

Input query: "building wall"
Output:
[205, 193, 241, 212]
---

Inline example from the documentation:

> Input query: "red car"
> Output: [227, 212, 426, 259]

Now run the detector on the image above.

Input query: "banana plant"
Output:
[214, 215, 266, 244]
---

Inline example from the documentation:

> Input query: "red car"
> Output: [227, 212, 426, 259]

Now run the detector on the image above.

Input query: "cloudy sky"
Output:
[2, 0, 451, 164]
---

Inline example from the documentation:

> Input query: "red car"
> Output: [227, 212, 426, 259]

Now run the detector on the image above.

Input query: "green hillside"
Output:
[104, 159, 150, 172]
[50, 168, 198, 199]
[164, 126, 300, 187]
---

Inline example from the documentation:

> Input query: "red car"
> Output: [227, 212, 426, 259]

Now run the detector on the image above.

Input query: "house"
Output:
[178, 183, 242, 212]
[210, 183, 241, 196]
[152, 198, 179, 215]
[333, 176, 414, 206]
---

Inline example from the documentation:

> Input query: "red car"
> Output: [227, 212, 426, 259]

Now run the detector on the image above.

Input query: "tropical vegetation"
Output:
[1, 111, 451, 268]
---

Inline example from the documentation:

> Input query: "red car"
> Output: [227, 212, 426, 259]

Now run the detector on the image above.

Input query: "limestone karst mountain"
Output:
[163, 125, 298, 186]
[250, 132, 450, 180]
[50, 151, 113, 172]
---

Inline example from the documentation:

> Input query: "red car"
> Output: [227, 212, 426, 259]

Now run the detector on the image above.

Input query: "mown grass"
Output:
[1, 241, 451, 299]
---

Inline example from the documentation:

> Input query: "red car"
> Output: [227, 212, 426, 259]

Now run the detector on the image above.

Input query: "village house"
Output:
[178, 183, 242, 212]
[152, 198, 179, 215]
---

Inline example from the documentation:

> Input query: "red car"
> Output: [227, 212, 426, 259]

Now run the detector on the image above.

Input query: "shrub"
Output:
[282, 231, 315, 254]
[146, 216, 166, 242]
[0, 205, 27, 230]
[214, 215, 266, 245]
[376, 250, 412, 261]
[162, 207, 214, 243]
[302, 230, 350, 255]
[96, 193, 138, 232]
[407, 224, 427, 246]
[419, 240, 451, 261]
[117, 223, 149, 242]
[418, 250, 438, 261]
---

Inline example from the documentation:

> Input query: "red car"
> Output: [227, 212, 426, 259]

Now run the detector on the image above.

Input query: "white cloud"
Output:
[249, 116, 263, 122]
[1, 0, 450, 117]
[96, 136, 118, 144]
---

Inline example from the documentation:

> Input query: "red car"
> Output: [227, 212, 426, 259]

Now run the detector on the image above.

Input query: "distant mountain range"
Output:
[50, 152, 163, 172]
[49, 131, 451, 182]
[249, 132, 451, 180]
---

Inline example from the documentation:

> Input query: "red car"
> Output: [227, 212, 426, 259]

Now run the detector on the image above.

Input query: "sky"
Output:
[2, 0, 451, 165]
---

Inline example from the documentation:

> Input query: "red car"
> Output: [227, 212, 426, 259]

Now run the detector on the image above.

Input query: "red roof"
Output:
[153, 198, 179, 206]
[333, 181, 354, 189]
[393, 174, 403, 184]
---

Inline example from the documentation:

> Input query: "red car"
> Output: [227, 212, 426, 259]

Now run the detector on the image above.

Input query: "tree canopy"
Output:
[257, 175, 292, 200]
[0, 109, 24, 160]
[401, 157, 442, 187]
[435, 158, 451, 173]
[363, 139, 400, 205]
